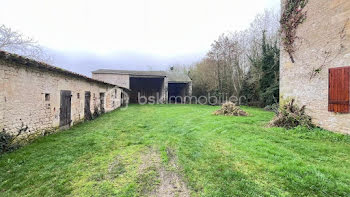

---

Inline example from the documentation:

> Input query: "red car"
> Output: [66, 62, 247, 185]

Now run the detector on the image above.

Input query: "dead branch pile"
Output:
[213, 102, 248, 116]
[269, 99, 314, 129]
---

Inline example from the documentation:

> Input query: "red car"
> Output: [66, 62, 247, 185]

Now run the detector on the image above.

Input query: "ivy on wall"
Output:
[280, 0, 308, 63]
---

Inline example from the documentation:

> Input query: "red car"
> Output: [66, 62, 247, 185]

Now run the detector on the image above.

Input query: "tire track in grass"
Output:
[138, 147, 190, 197]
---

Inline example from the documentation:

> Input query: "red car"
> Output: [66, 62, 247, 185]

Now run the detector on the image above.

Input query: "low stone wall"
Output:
[0, 52, 124, 140]
[280, 0, 350, 134]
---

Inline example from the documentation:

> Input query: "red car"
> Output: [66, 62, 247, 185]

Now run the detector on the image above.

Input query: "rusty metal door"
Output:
[85, 91, 92, 120]
[60, 90, 72, 127]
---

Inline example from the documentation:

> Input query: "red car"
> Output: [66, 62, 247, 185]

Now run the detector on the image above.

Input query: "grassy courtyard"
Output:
[1, 104, 350, 196]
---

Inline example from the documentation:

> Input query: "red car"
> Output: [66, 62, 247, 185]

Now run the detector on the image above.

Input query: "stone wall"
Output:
[280, 0, 350, 134]
[0, 58, 123, 139]
[92, 73, 130, 88]
[187, 82, 193, 97]
[161, 77, 168, 103]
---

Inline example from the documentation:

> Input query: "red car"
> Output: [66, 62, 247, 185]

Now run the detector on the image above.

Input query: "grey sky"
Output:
[1, 0, 280, 76]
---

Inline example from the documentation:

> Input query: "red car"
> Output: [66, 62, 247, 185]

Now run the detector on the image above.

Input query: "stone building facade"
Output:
[280, 0, 350, 134]
[0, 51, 127, 140]
[92, 69, 192, 103]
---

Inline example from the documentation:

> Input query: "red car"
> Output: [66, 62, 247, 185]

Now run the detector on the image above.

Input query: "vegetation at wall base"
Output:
[1, 105, 349, 196]
[0, 130, 15, 154]
[270, 99, 314, 129]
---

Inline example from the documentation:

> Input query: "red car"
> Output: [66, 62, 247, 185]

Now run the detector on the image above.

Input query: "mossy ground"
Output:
[1, 104, 350, 196]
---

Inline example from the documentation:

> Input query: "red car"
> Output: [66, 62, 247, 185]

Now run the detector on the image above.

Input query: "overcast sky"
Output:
[1, 0, 280, 76]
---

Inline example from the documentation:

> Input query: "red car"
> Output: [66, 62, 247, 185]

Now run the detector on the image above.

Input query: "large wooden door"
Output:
[85, 91, 92, 120]
[60, 90, 72, 127]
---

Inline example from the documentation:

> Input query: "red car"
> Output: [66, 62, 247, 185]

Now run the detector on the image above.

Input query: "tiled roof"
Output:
[92, 69, 167, 77]
[92, 69, 191, 83]
[0, 50, 129, 90]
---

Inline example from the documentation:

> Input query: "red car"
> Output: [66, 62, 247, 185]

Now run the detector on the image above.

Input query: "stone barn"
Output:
[92, 69, 192, 103]
[280, 0, 350, 134]
[0, 51, 128, 140]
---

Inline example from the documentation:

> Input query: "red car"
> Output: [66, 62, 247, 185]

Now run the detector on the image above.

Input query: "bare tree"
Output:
[190, 8, 280, 98]
[189, 58, 219, 95]
[0, 24, 51, 62]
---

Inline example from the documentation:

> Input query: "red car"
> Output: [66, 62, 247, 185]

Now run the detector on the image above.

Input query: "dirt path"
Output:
[139, 147, 190, 197]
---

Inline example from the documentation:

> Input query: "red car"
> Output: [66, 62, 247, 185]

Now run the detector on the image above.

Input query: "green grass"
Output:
[1, 104, 350, 196]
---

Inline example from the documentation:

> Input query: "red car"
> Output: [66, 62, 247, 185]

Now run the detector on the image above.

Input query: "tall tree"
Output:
[189, 8, 280, 106]
[241, 31, 279, 106]
[259, 31, 280, 106]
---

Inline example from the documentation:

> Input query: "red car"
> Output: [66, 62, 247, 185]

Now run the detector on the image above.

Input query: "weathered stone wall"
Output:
[280, 0, 350, 134]
[161, 77, 168, 103]
[92, 73, 130, 88]
[187, 82, 192, 97]
[0, 60, 122, 139]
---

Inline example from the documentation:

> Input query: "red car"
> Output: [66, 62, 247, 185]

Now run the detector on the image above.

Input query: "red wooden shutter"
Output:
[329, 67, 350, 113]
